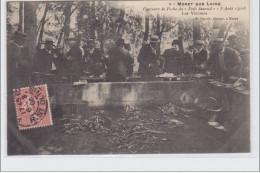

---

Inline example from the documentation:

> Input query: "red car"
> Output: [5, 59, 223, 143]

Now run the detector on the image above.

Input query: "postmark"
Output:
[13, 84, 53, 130]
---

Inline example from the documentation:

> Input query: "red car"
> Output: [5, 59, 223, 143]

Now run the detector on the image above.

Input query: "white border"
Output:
[1, 0, 259, 171]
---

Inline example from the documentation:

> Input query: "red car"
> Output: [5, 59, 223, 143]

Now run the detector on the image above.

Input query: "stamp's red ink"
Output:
[13, 85, 53, 130]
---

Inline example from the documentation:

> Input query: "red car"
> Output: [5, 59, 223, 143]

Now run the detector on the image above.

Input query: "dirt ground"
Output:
[8, 102, 243, 155]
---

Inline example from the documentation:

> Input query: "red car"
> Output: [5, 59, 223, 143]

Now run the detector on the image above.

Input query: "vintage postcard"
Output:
[1, 0, 259, 171]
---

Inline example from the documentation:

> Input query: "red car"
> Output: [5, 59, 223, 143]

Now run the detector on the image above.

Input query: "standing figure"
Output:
[34, 38, 56, 74]
[106, 39, 132, 82]
[240, 49, 249, 79]
[124, 42, 134, 77]
[207, 38, 243, 83]
[7, 31, 29, 88]
[83, 40, 106, 77]
[162, 40, 181, 75]
[193, 40, 208, 73]
[138, 35, 161, 81]
[226, 35, 239, 50]
[64, 38, 83, 81]
[182, 45, 194, 74]
[52, 45, 65, 78]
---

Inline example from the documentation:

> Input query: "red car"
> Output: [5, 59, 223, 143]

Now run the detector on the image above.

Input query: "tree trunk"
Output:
[57, 28, 64, 45]
[218, 23, 226, 38]
[192, 20, 201, 45]
[144, 11, 149, 42]
[178, 20, 184, 53]
[212, 20, 225, 39]
[90, 1, 96, 40]
[36, 2, 49, 50]
[64, 2, 73, 39]
[18, 2, 23, 32]
[156, 13, 160, 36]
[100, 22, 106, 50]
[24, 2, 37, 60]
[213, 20, 222, 29]
[156, 13, 161, 56]
[116, 9, 125, 39]
[178, 20, 185, 73]
[57, 2, 73, 45]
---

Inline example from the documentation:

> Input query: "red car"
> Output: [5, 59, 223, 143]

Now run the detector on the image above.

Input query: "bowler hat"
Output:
[172, 40, 179, 45]
[150, 35, 160, 43]
[43, 38, 54, 45]
[227, 35, 238, 41]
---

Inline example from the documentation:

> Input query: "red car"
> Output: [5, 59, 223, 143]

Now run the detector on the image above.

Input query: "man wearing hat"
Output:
[162, 39, 182, 74]
[124, 41, 134, 76]
[7, 31, 28, 85]
[137, 35, 161, 81]
[83, 39, 106, 76]
[106, 38, 132, 82]
[7, 30, 28, 119]
[52, 45, 65, 77]
[182, 45, 194, 74]
[207, 38, 243, 83]
[226, 35, 238, 49]
[34, 38, 57, 74]
[7, 31, 32, 154]
[193, 40, 208, 73]
[64, 37, 83, 81]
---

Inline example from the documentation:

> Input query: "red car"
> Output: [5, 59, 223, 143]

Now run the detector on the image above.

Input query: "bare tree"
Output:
[116, 9, 125, 39]
[57, 2, 77, 45]
[193, 20, 201, 45]
[18, 2, 23, 32]
[144, 11, 149, 42]
[36, 2, 50, 50]
[24, 1, 37, 60]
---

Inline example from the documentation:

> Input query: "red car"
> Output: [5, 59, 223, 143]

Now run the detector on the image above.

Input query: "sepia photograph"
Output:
[4, 0, 253, 157]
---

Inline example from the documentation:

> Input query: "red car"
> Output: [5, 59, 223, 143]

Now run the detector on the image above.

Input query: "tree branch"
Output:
[70, 6, 77, 16]
[163, 22, 178, 33]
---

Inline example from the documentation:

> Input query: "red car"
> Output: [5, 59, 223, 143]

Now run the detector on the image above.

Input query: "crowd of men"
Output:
[138, 35, 248, 83]
[7, 30, 249, 88]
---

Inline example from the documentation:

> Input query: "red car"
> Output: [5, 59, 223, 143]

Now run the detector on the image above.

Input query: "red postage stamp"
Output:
[13, 85, 53, 130]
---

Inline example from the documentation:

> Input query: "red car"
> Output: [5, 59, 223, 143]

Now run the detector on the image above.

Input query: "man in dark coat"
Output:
[138, 35, 161, 81]
[52, 45, 65, 77]
[7, 31, 34, 155]
[106, 39, 132, 82]
[182, 45, 194, 74]
[7, 31, 29, 88]
[7, 31, 28, 114]
[226, 35, 239, 50]
[34, 38, 56, 74]
[83, 40, 106, 76]
[193, 40, 208, 73]
[124, 42, 134, 76]
[207, 38, 243, 83]
[64, 38, 83, 81]
[162, 40, 181, 74]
